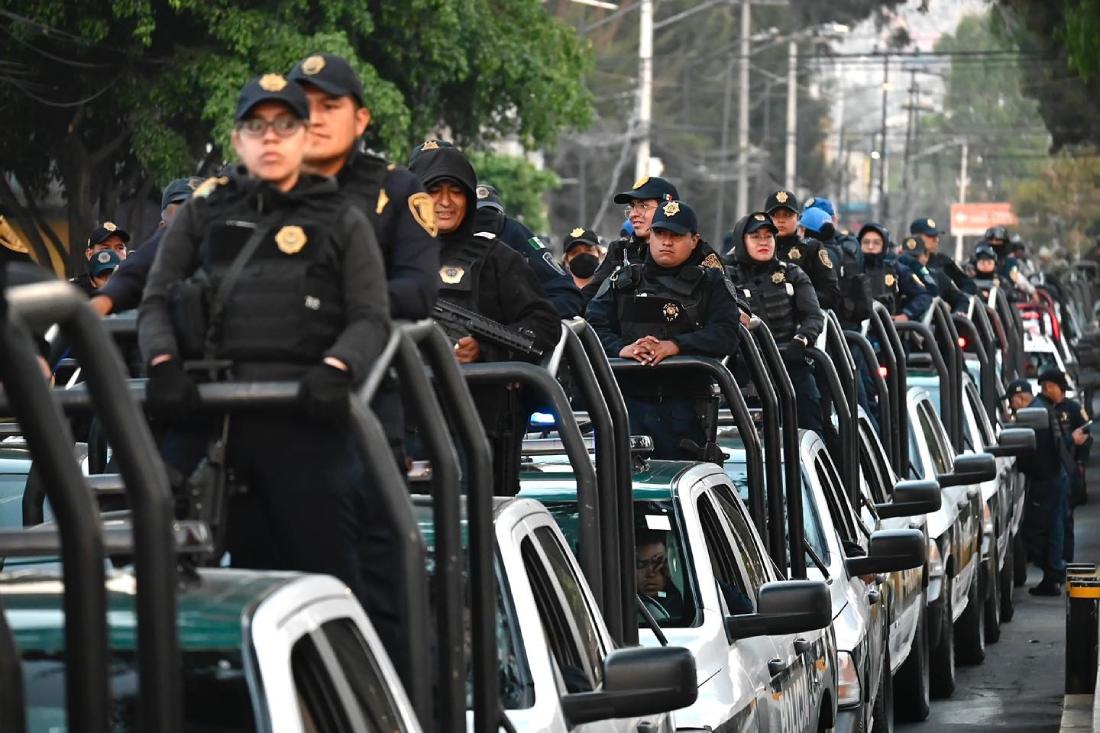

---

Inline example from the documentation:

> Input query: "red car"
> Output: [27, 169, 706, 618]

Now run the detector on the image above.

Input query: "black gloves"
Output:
[299, 362, 352, 423]
[780, 337, 807, 365]
[146, 359, 200, 420]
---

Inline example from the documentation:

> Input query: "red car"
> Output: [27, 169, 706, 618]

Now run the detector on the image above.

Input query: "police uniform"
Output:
[857, 224, 931, 320]
[586, 200, 741, 461]
[473, 183, 584, 318]
[912, 216, 977, 296]
[139, 76, 392, 607]
[766, 190, 839, 311]
[582, 176, 679, 302]
[896, 235, 968, 310]
[72, 222, 130, 296]
[726, 212, 825, 432]
[970, 242, 1006, 301]
[408, 143, 561, 494]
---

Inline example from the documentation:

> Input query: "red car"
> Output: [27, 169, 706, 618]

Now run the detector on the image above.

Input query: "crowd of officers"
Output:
[46, 53, 1090, 664]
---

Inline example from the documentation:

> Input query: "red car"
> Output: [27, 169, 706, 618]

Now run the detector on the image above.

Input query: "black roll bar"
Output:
[812, 313, 859, 505]
[953, 314, 997, 423]
[896, 319, 951, 429]
[564, 319, 636, 646]
[868, 302, 907, 474]
[846, 331, 892, 460]
[747, 319, 806, 580]
[0, 301, 110, 733]
[8, 280, 176, 733]
[927, 301, 964, 451]
[0, 595, 24, 733]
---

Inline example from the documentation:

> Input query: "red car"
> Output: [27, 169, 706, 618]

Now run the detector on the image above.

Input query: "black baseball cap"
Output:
[564, 227, 600, 252]
[909, 217, 941, 237]
[613, 176, 679, 205]
[475, 184, 504, 213]
[1004, 379, 1033, 401]
[744, 212, 778, 235]
[1038, 369, 1070, 392]
[407, 138, 456, 167]
[649, 200, 698, 235]
[901, 236, 926, 256]
[160, 177, 203, 210]
[764, 189, 799, 214]
[87, 221, 130, 247]
[89, 249, 120, 277]
[288, 53, 365, 106]
[234, 74, 310, 122]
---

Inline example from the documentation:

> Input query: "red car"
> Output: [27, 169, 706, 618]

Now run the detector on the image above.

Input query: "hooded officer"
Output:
[587, 200, 741, 461]
[911, 216, 977, 296]
[763, 189, 839, 311]
[561, 227, 602, 291]
[983, 225, 1036, 302]
[139, 73, 392, 605]
[726, 211, 824, 432]
[857, 222, 930, 322]
[581, 175, 678, 301]
[970, 241, 1003, 296]
[897, 235, 968, 311]
[408, 143, 561, 493]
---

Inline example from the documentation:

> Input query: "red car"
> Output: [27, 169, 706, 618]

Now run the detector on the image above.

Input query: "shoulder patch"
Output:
[701, 252, 723, 270]
[819, 248, 833, 269]
[376, 188, 389, 215]
[407, 192, 437, 236]
[192, 176, 227, 199]
[527, 236, 546, 251]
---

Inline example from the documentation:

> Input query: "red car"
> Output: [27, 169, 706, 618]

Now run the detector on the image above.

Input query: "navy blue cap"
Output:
[160, 177, 203, 210]
[901, 235, 926, 256]
[765, 189, 799, 214]
[613, 176, 679, 205]
[407, 138, 456, 167]
[288, 53, 365, 107]
[87, 221, 129, 248]
[909, 217, 941, 237]
[89, 248, 120, 277]
[804, 196, 835, 217]
[798, 207, 832, 235]
[564, 227, 600, 251]
[475, 184, 504, 213]
[649, 200, 697, 234]
[1004, 379, 1032, 400]
[744, 212, 778, 235]
[234, 74, 310, 121]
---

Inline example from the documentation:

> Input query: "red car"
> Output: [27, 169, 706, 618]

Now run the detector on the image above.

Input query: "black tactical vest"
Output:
[728, 261, 796, 342]
[437, 233, 497, 311]
[613, 263, 707, 343]
[195, 193, 348, 368]
[864, 262, 899, 314]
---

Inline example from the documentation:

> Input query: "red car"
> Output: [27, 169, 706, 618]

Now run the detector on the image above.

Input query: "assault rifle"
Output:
[433, 299, 543, 358]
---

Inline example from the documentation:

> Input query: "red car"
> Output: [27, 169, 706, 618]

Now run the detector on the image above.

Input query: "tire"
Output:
[1000, 537, 1016, 623]
[984, 545, 1002, 644]
[894, 600, 930, 721]
[956, 569, 986, 665]
[930, 575, 956, 699]
[1014, 532, 1028, 587]
[872, 639, 894, 733]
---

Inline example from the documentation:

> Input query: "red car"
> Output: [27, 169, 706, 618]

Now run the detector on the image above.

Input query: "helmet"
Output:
[984, 226, 1009, 242]
[974, 242, 998, 261]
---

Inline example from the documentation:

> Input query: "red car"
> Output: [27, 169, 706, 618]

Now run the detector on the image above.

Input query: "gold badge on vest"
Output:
[788, 247, 801, 260]
[440, 266, 464, 284]
[663, 302, 680, 321]
[885, 273, 896, 287]
[275, 225, 308, 254]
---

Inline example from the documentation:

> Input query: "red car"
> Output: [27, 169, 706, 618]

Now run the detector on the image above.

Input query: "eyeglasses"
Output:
[636, 555, 667, 572]
[236, 116, 306, 138]
[623, 202, 658, 217]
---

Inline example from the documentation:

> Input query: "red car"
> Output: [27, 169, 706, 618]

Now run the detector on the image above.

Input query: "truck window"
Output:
[965, 382, 996, 447]
[711, 484, 772, 593]
[918, 402, 953, 474]
[321, 619, 409, 732]
[857, 420, 890, 505]
[292, 634, 357, 733]
[697, 494, 755, 615]
[632, 500, 699, 628]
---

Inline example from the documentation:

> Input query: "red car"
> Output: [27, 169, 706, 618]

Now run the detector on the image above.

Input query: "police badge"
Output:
[103, 221, 117, 232]
[275, 225, 308, 254]
[885, 273, 896, 287]
[258, 74, 288, 92]
[775, 191, 789, 204]
[570, 227, 585, 238]
[440, 266, 464, 284]
[301, 55, 326, 75]
[788, 247, 801, 260]
[772, 271, 785, 284]
[663, 302, 680, 321]
[662, 201, 680, 217]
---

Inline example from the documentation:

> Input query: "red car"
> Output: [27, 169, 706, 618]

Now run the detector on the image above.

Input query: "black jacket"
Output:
[775, 233, 839, 311]
[98, 226, 164, 312]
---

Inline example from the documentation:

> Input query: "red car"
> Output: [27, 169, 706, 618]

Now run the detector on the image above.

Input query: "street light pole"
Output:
[736, 0, 751, 217]
[877, 51, 890, 222]
[784, 38, 798, 191]
[956, 138, 969, 261]
[634, 0, 654, 181]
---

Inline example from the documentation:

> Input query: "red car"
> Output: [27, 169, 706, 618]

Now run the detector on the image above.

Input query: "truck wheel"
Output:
[984, 546, 1002, 644]
[894, 600, 930, 720]
[1000, 538, 1016, 622]
[956, 570, 986, 665]
[930, 575, 956, 699]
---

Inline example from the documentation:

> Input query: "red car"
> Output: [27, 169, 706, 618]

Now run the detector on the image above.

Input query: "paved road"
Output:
[898, 454, 1100, 732]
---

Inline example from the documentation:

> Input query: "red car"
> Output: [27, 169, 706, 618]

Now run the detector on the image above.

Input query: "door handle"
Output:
[794, 637, 812, 655]
[868, 588, 881, 604]
[636, 723, 657, 733]
[768, 657, 789, 677]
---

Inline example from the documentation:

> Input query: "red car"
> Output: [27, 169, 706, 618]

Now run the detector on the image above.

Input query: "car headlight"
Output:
[837, 650, 862, 708]
[928, 539, 945, 579]
[982, 502, 994, 536]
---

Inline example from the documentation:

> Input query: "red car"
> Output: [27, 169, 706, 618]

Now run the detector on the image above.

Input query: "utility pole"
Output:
[714, 57, 736, 239]
[784, 39, 798, 191]
[634, 0, 653, 182]
[877, 51, 890, 222]
[955, 138, 969, 261]
[900, 69, 917, 225]
[736, 0, 751, 217]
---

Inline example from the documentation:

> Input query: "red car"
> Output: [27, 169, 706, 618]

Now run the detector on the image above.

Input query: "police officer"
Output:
[139, 75, 391, 602]
[726, 212, 824, 432]
[88, 249, 120, 290]
[407, 142, 561, 493]
[587, 200, 740, 461]
[582, 176, 679, 301]
[764, 189, 839, 311]
[562, 227, 602, 291]
[801, 195, 853, 265]
[473, 182, 584, 318]
[983, 225, 1037, 302]
[897, 235, 968, 311]
[857, 222, 931, 322]
[911, 216, 977, 297]
[90, 177, 203, 316]
[72, 222, 129, 295]
[1039, 370, 1091, 560]
[1005, 378, 1033, 415]
[970, 242, 1003, 297]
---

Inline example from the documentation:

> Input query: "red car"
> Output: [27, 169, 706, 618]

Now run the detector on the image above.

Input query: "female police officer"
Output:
[138, 75, 390, 603]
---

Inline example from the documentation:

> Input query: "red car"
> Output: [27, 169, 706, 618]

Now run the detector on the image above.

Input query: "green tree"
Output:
[1011, 149, 1100, 255]
[0, 1, 591, 274]
[468, 151, 560, 233]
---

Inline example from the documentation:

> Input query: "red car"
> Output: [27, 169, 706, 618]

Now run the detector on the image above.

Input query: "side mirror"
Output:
[725, 580, 832, 640]
[937, 452, 997, 488]
[846, 528, 926, 575]
[560, 646, 697, 725]
[876, 479, 942, 518]
[1012, 407, 1049, 431]
[988, 427, 1036, 458]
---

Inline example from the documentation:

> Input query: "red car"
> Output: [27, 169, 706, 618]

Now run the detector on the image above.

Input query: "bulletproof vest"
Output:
[196, 194, 348, 366]
[730, 261, 797, 343]
[613, 263, 707, 343]
[863, 261, 898, 314]
[437, 233, 497, 311]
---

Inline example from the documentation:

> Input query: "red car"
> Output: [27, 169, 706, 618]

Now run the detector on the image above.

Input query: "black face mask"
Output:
[567, 252, 599, 278]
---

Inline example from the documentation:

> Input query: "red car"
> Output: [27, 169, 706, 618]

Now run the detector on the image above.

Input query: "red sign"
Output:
[950, 203, 1018, 236]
